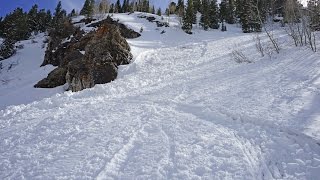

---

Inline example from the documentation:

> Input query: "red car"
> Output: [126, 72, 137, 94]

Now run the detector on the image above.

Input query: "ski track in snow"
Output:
[1, 13, 320, 179]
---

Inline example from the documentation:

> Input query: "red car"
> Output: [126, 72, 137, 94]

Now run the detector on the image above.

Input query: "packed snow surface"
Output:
[1, 13, 320, 179]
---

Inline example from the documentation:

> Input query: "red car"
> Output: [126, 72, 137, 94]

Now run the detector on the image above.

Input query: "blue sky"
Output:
[0, 0, 174, 17]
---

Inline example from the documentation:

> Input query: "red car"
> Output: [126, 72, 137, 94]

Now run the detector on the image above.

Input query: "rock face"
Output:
[34, 67, 67, 88]
[88, 16, 141, 39]
[35, 16, 136, 92]
[66, 24, 131, 92]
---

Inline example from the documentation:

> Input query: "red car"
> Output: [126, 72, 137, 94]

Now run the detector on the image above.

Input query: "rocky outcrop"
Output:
[66, 24, 131, 92]
[35, 16, 138, 92]
[36, 18, 136, 92]
[41, 29, 87, 67]
[34, 67, 67, 88]
[88, 16, 141, 39]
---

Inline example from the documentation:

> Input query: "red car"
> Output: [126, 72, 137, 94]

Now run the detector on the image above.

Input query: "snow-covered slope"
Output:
[0, 34, 64, 110]
[1, 12, 320, 179]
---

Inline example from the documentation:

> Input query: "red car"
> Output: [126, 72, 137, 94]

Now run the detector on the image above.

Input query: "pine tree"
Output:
[37, 9, 50, 32]
[141, 0, 149, 13]
[122, 0, 128, 13]
[176, 0, 185, 17]
[209, 0, 219, 29]
[157, 8, 162, 16]
[109, 3, 115, 13]
[0, 17, 4, 37]
[226, 0, 235, 24]
[0, 38, 16, 60]
[53, 1, 65, 26]
[4, 8, 30, 40]
[182, 0, 194, 34]
[239, 0, 262, 33]
[236, 0, 243, 20]
[115, 0, 122, 13]
[69, 9, 76, 17]
[219, 0, 227, 23]
[193, 0, 201, 12]
[200, 0, 210, 30]
[308, 0, 320, 29]
[80, 0, 92, 16]
[45, 10, 52, 29]
[90, 0, 96, 15]
[28, 4, 39, 33]
[151, 6, 155, 14]
[192, 0, 200, 23]
[240, 0, 253, 33]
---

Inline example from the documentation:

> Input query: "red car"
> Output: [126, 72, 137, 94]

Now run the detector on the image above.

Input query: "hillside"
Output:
[1, 12, 320, 179]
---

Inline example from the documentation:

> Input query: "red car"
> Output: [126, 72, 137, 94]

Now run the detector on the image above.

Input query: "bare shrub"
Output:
[1, 77, 12, 85]
[253, 33, 264, 57]
[231, 49, 252, 63]
[253, 0, 280, 54]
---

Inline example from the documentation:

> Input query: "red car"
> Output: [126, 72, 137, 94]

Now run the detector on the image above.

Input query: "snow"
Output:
[1, 12, 320, 179]
[0, 34, 64, 110]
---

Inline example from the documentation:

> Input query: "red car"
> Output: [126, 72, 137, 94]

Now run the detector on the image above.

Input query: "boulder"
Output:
[34, 67, 67, 88]
[146, 16, 156, 22]
[66, 24, 132, 92]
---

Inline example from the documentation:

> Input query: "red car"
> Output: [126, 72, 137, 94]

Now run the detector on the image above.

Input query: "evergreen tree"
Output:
[226, 0, 235, 24]
[182, 0, 194, 34]
[200, 0, 210, 30]
[115, 0, 122, 13]
[219, 0, 236, 24]
[80, 0, 92, 16]
[90, 0, 96, 15]
[193, 0, 201, 12]
[157, 8, 162, 16]
[45, 10, 53, 29]
[122, 0, 128, 13]
[37, 9, 50, 32]
[176, 0, 185, 17]
[239, 0, 261, 33]
[0, 38, 16, 60]
[0, 17, 4, 37]
[209, 0, 219, 29]
[28, 4, 39, 32]
[235, 0, 243, 20]
[69, 9, 77, 17]
[219, 0, 228, 23]
[151, 6, 155, 14]
[50, 1, 74, 39]
[307, 0, 320, 29]
[193, 0, 200, 23]
[142, 0, 150, 13]
[52, 1, 65, 26]
[109, 3, 115, 13]
[240, 0, 251, 33]
[2, 8, 30, 40]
